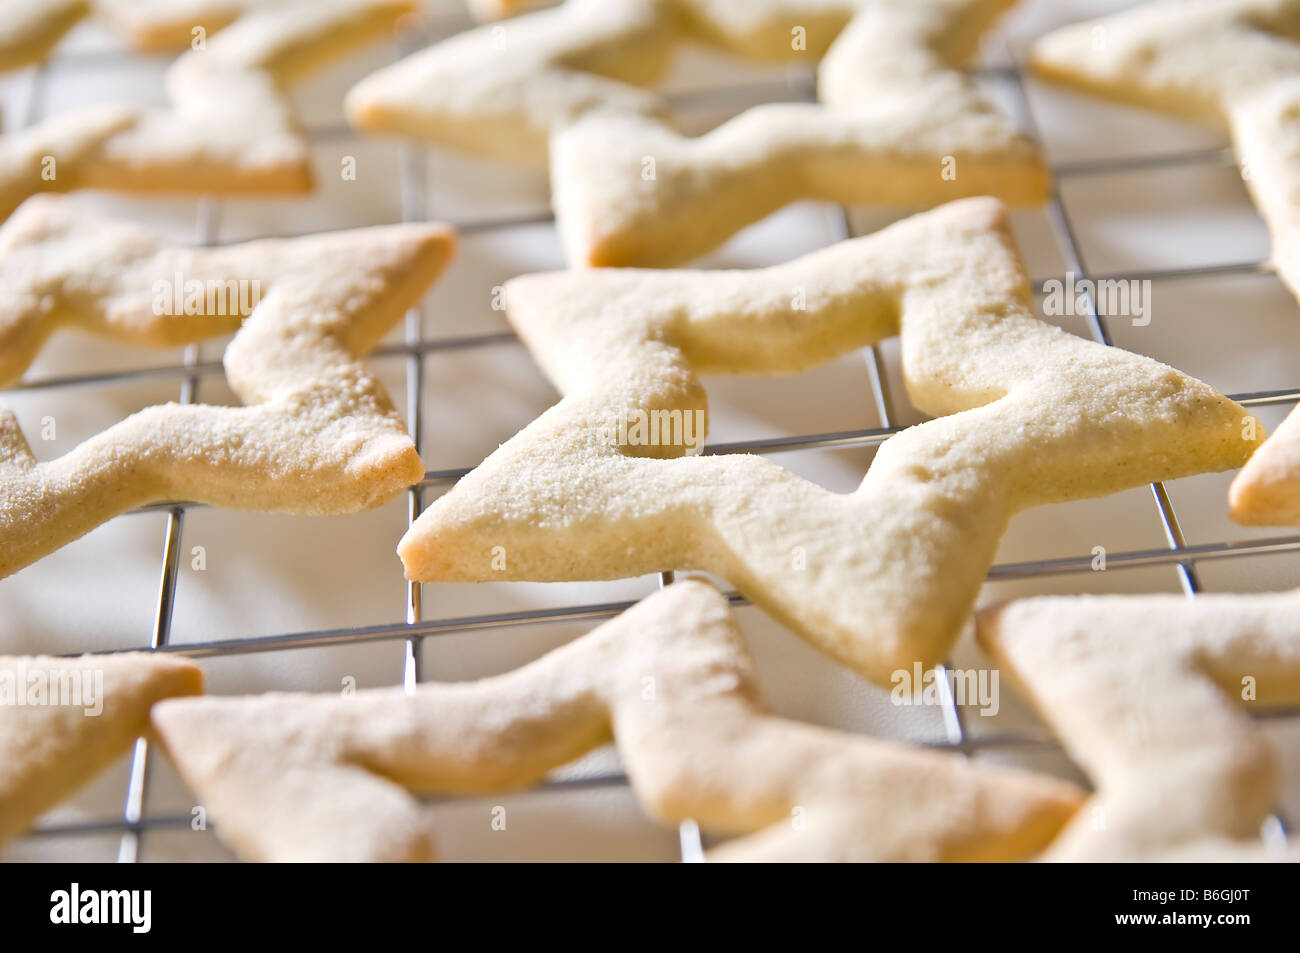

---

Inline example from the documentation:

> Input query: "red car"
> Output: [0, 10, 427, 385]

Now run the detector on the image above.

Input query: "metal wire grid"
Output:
[6, 9, 1299, 860]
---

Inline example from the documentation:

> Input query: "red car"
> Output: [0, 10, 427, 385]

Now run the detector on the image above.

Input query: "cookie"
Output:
[348, 0, 674, 165]
[0, 0, 418, 220]
[1231, 407, 1300, 523]
[151, 580, 1083, 862]
[0, 652, 202, 844]
[977, 588, 1300, 861]
[1030, 0, 1300, 526]
[0, 1, 300, 72]
[0, 0, 87, 74]
[0, 194, 456, 580]
[466, 0, 552, 21]
[397, 198, 1260, 686]
[96, 1, 269, 52]
[347, 0, 1049, 266]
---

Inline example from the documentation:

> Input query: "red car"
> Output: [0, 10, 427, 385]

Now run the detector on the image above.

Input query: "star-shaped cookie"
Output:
[1232, 408, 1300, 523]
[151, 580, 1083, 862]
[977, 588, 1300, 861]
[0, 0, 418, 220]
[347, 0, 1049, 266]
[398, 197, 1260, 686]
[94, 1, 305, 52]
[0, 1, 288, 74]
[1030, 0, 1300, 526]
[0, 194, 456, 580]
[0, 652, 202, 845]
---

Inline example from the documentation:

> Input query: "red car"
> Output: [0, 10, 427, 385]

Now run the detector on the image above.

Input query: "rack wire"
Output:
[7, 5, 1299, 859]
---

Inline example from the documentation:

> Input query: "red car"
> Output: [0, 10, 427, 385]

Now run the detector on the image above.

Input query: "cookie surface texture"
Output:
[399, 198, 1259, 685]
[0, 652, 202, 843]
[977, 588, 1300, 860]
[152, 580, 1083, 862]
[0, 1, 418, 219]
[1031, 0, 1300, 525]
[347, 0, 1049, 266]
[0, 194, 456, 579]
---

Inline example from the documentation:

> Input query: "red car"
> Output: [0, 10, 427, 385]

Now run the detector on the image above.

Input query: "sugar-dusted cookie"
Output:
[1030, 0, 1300, 526]
[1232, 408, 1300, 523]
[151, 580, 1082, 862]
[349, 0, 675, 165]
[0, 652, 202, 844]
[348, 0, 1048, 266]
[95, 1, 275, 52]
[0, 0, 87, 74]
[466, 0, 552, 21]
[397, 198, 1259, 685]
[0, 1, 417, 220]
[0, 195, 456, 579]
[0, 1, 307, 73]
[977, 589, 1300, 861]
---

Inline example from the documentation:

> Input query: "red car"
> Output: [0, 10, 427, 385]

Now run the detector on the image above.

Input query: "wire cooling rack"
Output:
[7, 2, 1300, 861]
